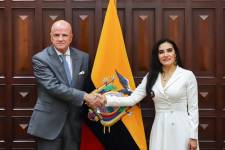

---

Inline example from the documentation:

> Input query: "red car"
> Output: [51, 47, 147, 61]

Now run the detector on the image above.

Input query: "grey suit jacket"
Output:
[27, 46, 89, 140]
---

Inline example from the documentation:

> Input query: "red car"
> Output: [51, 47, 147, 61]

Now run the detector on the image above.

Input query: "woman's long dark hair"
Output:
[146, 38, 183, 96]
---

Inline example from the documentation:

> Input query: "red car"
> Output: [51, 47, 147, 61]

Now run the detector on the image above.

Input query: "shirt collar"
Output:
[54, 47, 71, 56]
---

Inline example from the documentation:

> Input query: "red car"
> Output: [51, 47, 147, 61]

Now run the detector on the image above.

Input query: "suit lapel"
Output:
[157, 74, 165, 94]
[70, 48, 82, 88]
[164, 66, 183, 90]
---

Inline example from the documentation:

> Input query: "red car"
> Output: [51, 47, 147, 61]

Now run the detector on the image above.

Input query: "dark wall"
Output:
[0, 0, 225, 149]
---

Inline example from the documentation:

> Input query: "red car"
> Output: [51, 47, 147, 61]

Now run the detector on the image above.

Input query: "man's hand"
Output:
[83, 93, 102, 109]
[98, 94, 107, 105]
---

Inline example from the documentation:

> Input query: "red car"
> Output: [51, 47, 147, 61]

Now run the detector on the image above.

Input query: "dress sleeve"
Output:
[186, 72, 199, 139]
[105, 74, 148, 106]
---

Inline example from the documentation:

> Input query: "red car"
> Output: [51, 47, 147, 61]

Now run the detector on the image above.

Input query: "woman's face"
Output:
[158, 42, 176, 67]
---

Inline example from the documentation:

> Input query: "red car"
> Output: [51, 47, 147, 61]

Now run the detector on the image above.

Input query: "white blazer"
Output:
[106, 66, 199, 141]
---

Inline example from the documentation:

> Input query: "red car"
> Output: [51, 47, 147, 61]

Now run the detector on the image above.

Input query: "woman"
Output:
[101, 39, 199, 150]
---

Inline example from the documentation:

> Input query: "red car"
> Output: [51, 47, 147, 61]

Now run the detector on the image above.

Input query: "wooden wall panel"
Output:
[12, 9, 35, 77]
[44, 0, 64, 1]
[223, 118, 225, 148]
[192, 0, 215, 1]
[198, 85, 216, 111]
[0, 9, 5, 77]
[132, 9, 155, 76]
[0, 117, 6, 146]
[42, 9, 65, 48]
[73, 0, 95, 1]
[222, 85, 225, 112]
[192, 9, 216, 77]
[222, 9, 225, 78]
[12, 148, 35, 150]
[0, 85, 6, 113]
[72, 9, 95, 61]
[163, 0, 186, 2]
[12, 0, 36, 1]
[12, 117, 35, 148]
[12, 85, 36, 110]
[12, 117, 33, 141]
[199, 117, 217, 148]
[133, 0, 155, 2]
[162, 9, 185, 61]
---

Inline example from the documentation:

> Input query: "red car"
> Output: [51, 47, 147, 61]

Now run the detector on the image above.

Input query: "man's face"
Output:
[50, 23, 73, 53]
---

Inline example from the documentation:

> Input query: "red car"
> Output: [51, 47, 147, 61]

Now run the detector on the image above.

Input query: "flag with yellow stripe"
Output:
[91, 0, 147, 149]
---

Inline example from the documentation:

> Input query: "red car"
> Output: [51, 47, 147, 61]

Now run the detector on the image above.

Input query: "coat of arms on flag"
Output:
[88, 71, 133, 132]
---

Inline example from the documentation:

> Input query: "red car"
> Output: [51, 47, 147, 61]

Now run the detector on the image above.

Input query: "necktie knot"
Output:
[60, 54, 67, 62]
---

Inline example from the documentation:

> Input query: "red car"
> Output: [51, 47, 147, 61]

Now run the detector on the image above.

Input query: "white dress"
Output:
[106, 66, 199, 150]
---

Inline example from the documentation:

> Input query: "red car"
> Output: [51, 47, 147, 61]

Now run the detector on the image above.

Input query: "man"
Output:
[27, 20, 99, 150]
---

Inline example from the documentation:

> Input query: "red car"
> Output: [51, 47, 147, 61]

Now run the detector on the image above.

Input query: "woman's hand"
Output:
[188, 139, 197, 150]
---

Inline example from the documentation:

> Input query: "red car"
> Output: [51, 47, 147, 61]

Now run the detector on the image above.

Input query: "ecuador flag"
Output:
[91, 0, 147, 149]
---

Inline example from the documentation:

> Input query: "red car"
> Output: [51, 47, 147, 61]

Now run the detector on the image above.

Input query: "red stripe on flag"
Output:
[80, 123, 104, 150]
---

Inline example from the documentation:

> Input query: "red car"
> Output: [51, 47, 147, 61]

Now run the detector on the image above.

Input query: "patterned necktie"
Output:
[60, 55, 72, 86]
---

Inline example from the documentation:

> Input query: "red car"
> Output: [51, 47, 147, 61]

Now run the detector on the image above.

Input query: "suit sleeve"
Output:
[186, 72, 199, 139]
[32, 55, 86, 106]
[105, 74, 147, 106]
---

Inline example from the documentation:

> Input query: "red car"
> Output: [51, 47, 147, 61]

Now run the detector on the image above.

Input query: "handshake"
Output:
[83, 93, 107, 109]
